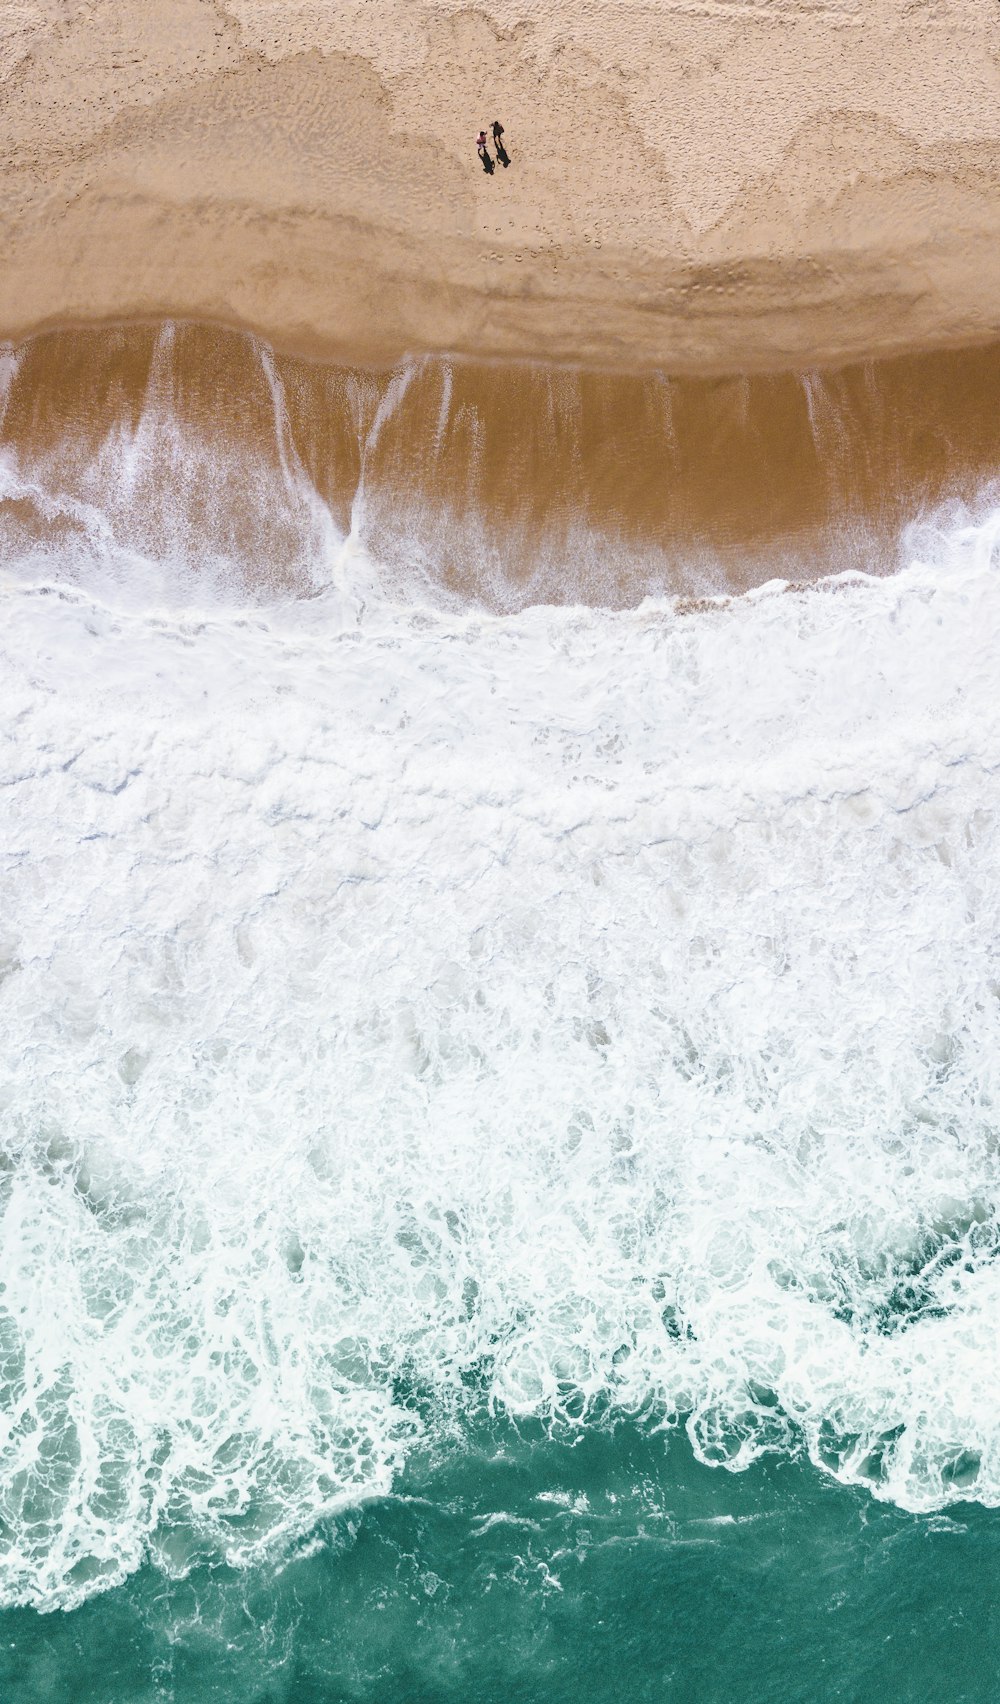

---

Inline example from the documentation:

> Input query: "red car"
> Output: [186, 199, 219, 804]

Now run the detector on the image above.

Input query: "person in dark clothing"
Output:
[492, 119, 510, 167]
[476, 130, 495, 173]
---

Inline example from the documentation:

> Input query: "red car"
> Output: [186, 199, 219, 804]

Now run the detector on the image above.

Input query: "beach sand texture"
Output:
[3, 0, 1000, 370]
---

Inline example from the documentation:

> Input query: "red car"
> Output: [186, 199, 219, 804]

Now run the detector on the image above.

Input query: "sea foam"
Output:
[2, 485, 1000, 1608]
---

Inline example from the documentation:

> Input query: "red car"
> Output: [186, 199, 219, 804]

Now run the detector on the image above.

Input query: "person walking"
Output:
[476, 130, 494, 174]
[492, 119, 510, 167]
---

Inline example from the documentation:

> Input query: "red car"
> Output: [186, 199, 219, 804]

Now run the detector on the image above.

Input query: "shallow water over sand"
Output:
[5, 322, 1000, 609]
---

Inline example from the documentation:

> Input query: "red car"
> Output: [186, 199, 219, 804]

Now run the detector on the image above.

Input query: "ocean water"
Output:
[3, 329, 1000, 1698]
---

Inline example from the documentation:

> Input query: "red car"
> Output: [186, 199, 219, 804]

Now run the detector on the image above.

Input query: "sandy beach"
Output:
[3, 0, 1000, 372]
[9, 10, 1000, 1694]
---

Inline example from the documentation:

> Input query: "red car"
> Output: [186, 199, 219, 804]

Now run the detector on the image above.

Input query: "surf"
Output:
[3, 325, 1000, 1612]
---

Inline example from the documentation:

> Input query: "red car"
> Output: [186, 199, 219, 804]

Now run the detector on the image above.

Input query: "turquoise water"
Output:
[3, 1420, 997, 1702]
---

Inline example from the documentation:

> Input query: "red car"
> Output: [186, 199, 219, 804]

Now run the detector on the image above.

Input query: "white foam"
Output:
[0, 344, 18, 434]
[345, 357, 420, 555]
[2, 499, 1000, 1609]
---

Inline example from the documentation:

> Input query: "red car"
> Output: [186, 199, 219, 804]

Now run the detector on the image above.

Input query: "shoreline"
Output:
[9, 306, 1000, 386]
[4, 3, 1000, 377]
[5, 317, 1000, 611]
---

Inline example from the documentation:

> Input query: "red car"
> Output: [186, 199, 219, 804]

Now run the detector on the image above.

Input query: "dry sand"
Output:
[3, 0, 1000, 372]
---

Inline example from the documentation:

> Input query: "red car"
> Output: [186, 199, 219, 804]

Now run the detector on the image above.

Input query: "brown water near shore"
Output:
[3, 322, 1000, 610]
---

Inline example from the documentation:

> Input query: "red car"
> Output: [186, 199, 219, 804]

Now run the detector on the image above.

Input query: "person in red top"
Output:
[476, 130, 494, 174]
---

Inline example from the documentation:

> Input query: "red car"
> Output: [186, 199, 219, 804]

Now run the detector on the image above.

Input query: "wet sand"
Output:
[3, 3, 1000, 372]
[4, 322, 1000, 608]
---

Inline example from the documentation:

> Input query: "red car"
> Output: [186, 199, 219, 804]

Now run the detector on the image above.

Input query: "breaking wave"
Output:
[3, 326, 1000, 1610]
